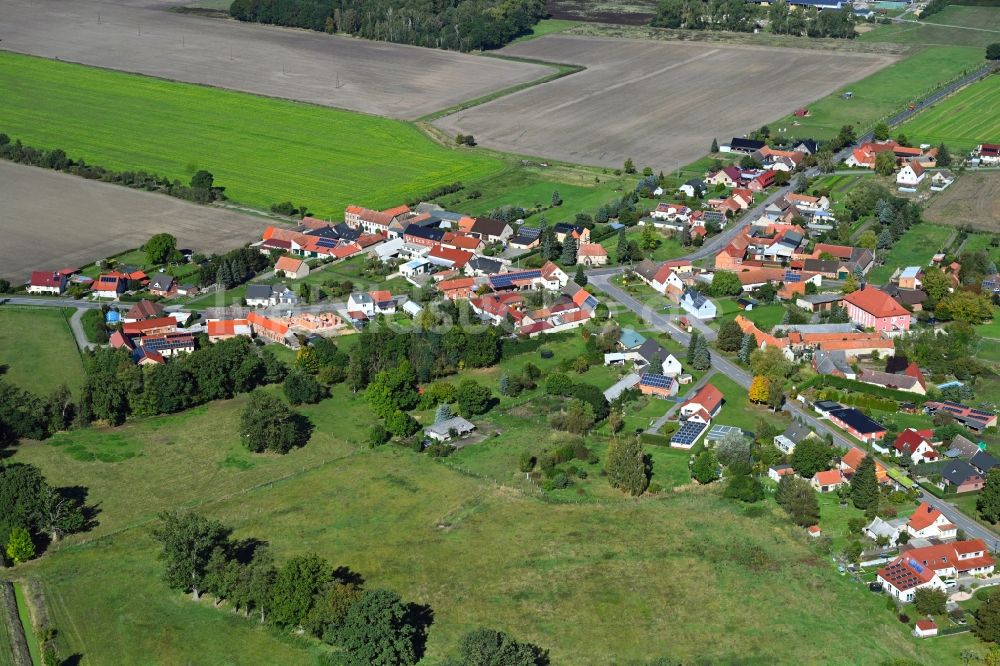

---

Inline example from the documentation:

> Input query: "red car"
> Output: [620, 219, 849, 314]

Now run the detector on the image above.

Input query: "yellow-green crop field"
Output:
[897, 74, 1000, 152]
[0, 52, 505, 218]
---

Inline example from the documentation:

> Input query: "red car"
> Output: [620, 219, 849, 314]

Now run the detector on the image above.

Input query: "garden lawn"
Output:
[770, 46, 985, 140]
[0, 52, 504, 218]
[0, 307, 84, 395]
[868, 223, 954, 283]
[599, 228, 687, 263]
[701, 373, 788, 435]
[896, 75, 1000, 152]
[744, 303, 786, 330]
[961, 232, 1000, 267]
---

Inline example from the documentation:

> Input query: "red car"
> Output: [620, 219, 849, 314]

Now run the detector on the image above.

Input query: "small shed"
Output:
[913, 619, 938, 638]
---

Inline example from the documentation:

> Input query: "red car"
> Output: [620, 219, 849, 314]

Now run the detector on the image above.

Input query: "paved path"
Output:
[68, 307, 96, 351]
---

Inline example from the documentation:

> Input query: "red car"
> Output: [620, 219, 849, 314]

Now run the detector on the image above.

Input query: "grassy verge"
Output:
[12, 583, 40, 666]
[859, 5, 1000, 49]
[0, 307, 85, 394]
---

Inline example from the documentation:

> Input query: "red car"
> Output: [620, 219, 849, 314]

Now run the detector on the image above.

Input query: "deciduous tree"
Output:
[748, 375, 769, 403]
[338, 589, 420, 665]
[450, 627, 550, 666]
[979, 468, 1000, 524]
[152, 511, 232, 599]
[239, 390, 308, 453]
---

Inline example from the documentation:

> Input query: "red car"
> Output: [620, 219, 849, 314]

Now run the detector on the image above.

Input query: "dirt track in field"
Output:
[434, 35, 896, 170]
[0, 0, 553, 120]
[0, 162, 264, 281]
[923, 171, 1000, 232]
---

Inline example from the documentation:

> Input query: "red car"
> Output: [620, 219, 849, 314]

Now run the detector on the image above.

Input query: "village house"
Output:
[135, 332, 196, 358]
[857, 369, 926, 395]
[122, 316, 178, 337]
[245, 284, 298, 308]
[247, 310, 292, 345]
[941, 460, 986, 494]
[679, 383, 723, 424]
[773, 420, 815, 454]
[826, 407, 886, 443]
[638, 373, 678, 399]
[840, 447, 890, 485]
[469, 217, 513, 244]
[930, 170, 955, 191]
[896, 161, 926, 187]
[680, 288, 717, 320]
[148, 272, 176, 297]
[768, 464, 796, 483]
[811, 469, 845, 493]
[93, 273, 127, 299]
[864, 516, 905, 547]
[876, 428, 938, 464]
[206, 319, 252, 342]
[900, 539, 995, 578]
[843, 286, 910, 333]
[913, 620, 938, 639]
[27, 271, 67, 295]
[877, 557, 947, 602]
[974, 143, 1000, 166]
[123, 299, 165, 323]
[924, 401, 997, 432]
[905, 502, 957, 540]
[577, 243, 608, 266]
[426, 416, 476, 443]
[274, 256, 309, 279]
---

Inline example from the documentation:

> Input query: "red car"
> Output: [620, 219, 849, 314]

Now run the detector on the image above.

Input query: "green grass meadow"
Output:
[867, 223, 955, 283]
[9, 398, 977, 664]
[0, 52, 505, 218]
[772, 46, 985, 140]
[0, 307, 84, 395]
[896, 74, 1000, 152]
[860, 5, 1000, 49]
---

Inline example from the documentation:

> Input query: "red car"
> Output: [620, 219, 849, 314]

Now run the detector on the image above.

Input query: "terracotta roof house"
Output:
[877, 556, 946, 602]
[274, 256, 309, 279]
[840, 447, 889, 484]
[122, 316, 177, 337]
[93, 273, 127, 299]
[679, 383, 723, 424]
[905, 502, 957, 540]
[913, 619, 938, 639]
[811, 469, 845, 493]
[577, 243, 608, 266]
[883, 428, 938, 465]
[247, 311, 291, 344]
[427, 245, 473, 270]
[924, 401, 997, 431]
[900, 539, 995, 579]
[27, 271, 67, 295]
[207, 319, 252, 342]
[843, 286, 910, 332]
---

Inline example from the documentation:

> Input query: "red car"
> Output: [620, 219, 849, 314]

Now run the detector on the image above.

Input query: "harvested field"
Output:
[923, 172, 1000, 233]
[546, 0, 658, 24]
[434, 35, 896, 169]
[0, 161, 262, 281]
[0, 0, 553, 121]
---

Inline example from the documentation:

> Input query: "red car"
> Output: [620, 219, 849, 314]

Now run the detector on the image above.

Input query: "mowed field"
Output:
[0, 52, 506, 219]
[896, 75, 1000, 151]
[0, 307, 84, 394]
[0, 0, 554, 120]
[7, 386, 977, 665]
[434, 35, 896, 169]
[924, 171, 1000, 232]
[770, 45, 985, 140]
[0, 161, 262, 280]
[860, 5, 1000, 49]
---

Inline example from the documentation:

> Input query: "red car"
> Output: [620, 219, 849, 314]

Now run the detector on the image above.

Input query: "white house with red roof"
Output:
[905, 502, 957, 540]
[896, 161, 926, 187]
[913, 619, 938, 638]
[679, 383, 723, 424]
[810, 469, 846, 493]
[27, 271, 67, 295]
[900, 539, 995, 579]
[577, 243, 608, 266]
[878, 556, 946, 602]
[274, 256, 309, 279]
[92, 273, 127, 299]
[843, 285, 910, 332]
[879, 428, 939, 465]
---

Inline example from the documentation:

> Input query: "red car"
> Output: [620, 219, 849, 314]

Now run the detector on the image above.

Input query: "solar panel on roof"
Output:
[671, 421, 708, 446]
[784, 272, 801, 282]
[971, 409, 995, 417]
[315, 238, 337, 248]
[583, 296, 599, 309]
[640, 373, 672, 388]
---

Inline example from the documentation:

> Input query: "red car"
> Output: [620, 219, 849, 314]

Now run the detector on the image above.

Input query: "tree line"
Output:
[228, 0, 547, 52]
[652, 0, 858, 38]
[0, 133, 225, 204]
[153, 511, 549, 665]
[78, 338, 287, 425]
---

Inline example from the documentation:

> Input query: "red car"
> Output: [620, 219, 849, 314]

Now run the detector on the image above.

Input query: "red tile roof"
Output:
[247, 311, 289, 336]
[878, 557, 938, 592]
[274, 256, 305, 273]
[903, 539, 994, 575]
[207, 319, 250, 337]
[685, 383, 723, 414]
[428, 245, 473, 268]
[122, 316, 177, 335]
[843, 286, 909, 318]
[894, 428, 934, 454]
[907, 502, 944, 532]
[814, 469, 845, 486]
[30, 271, 64, 288]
